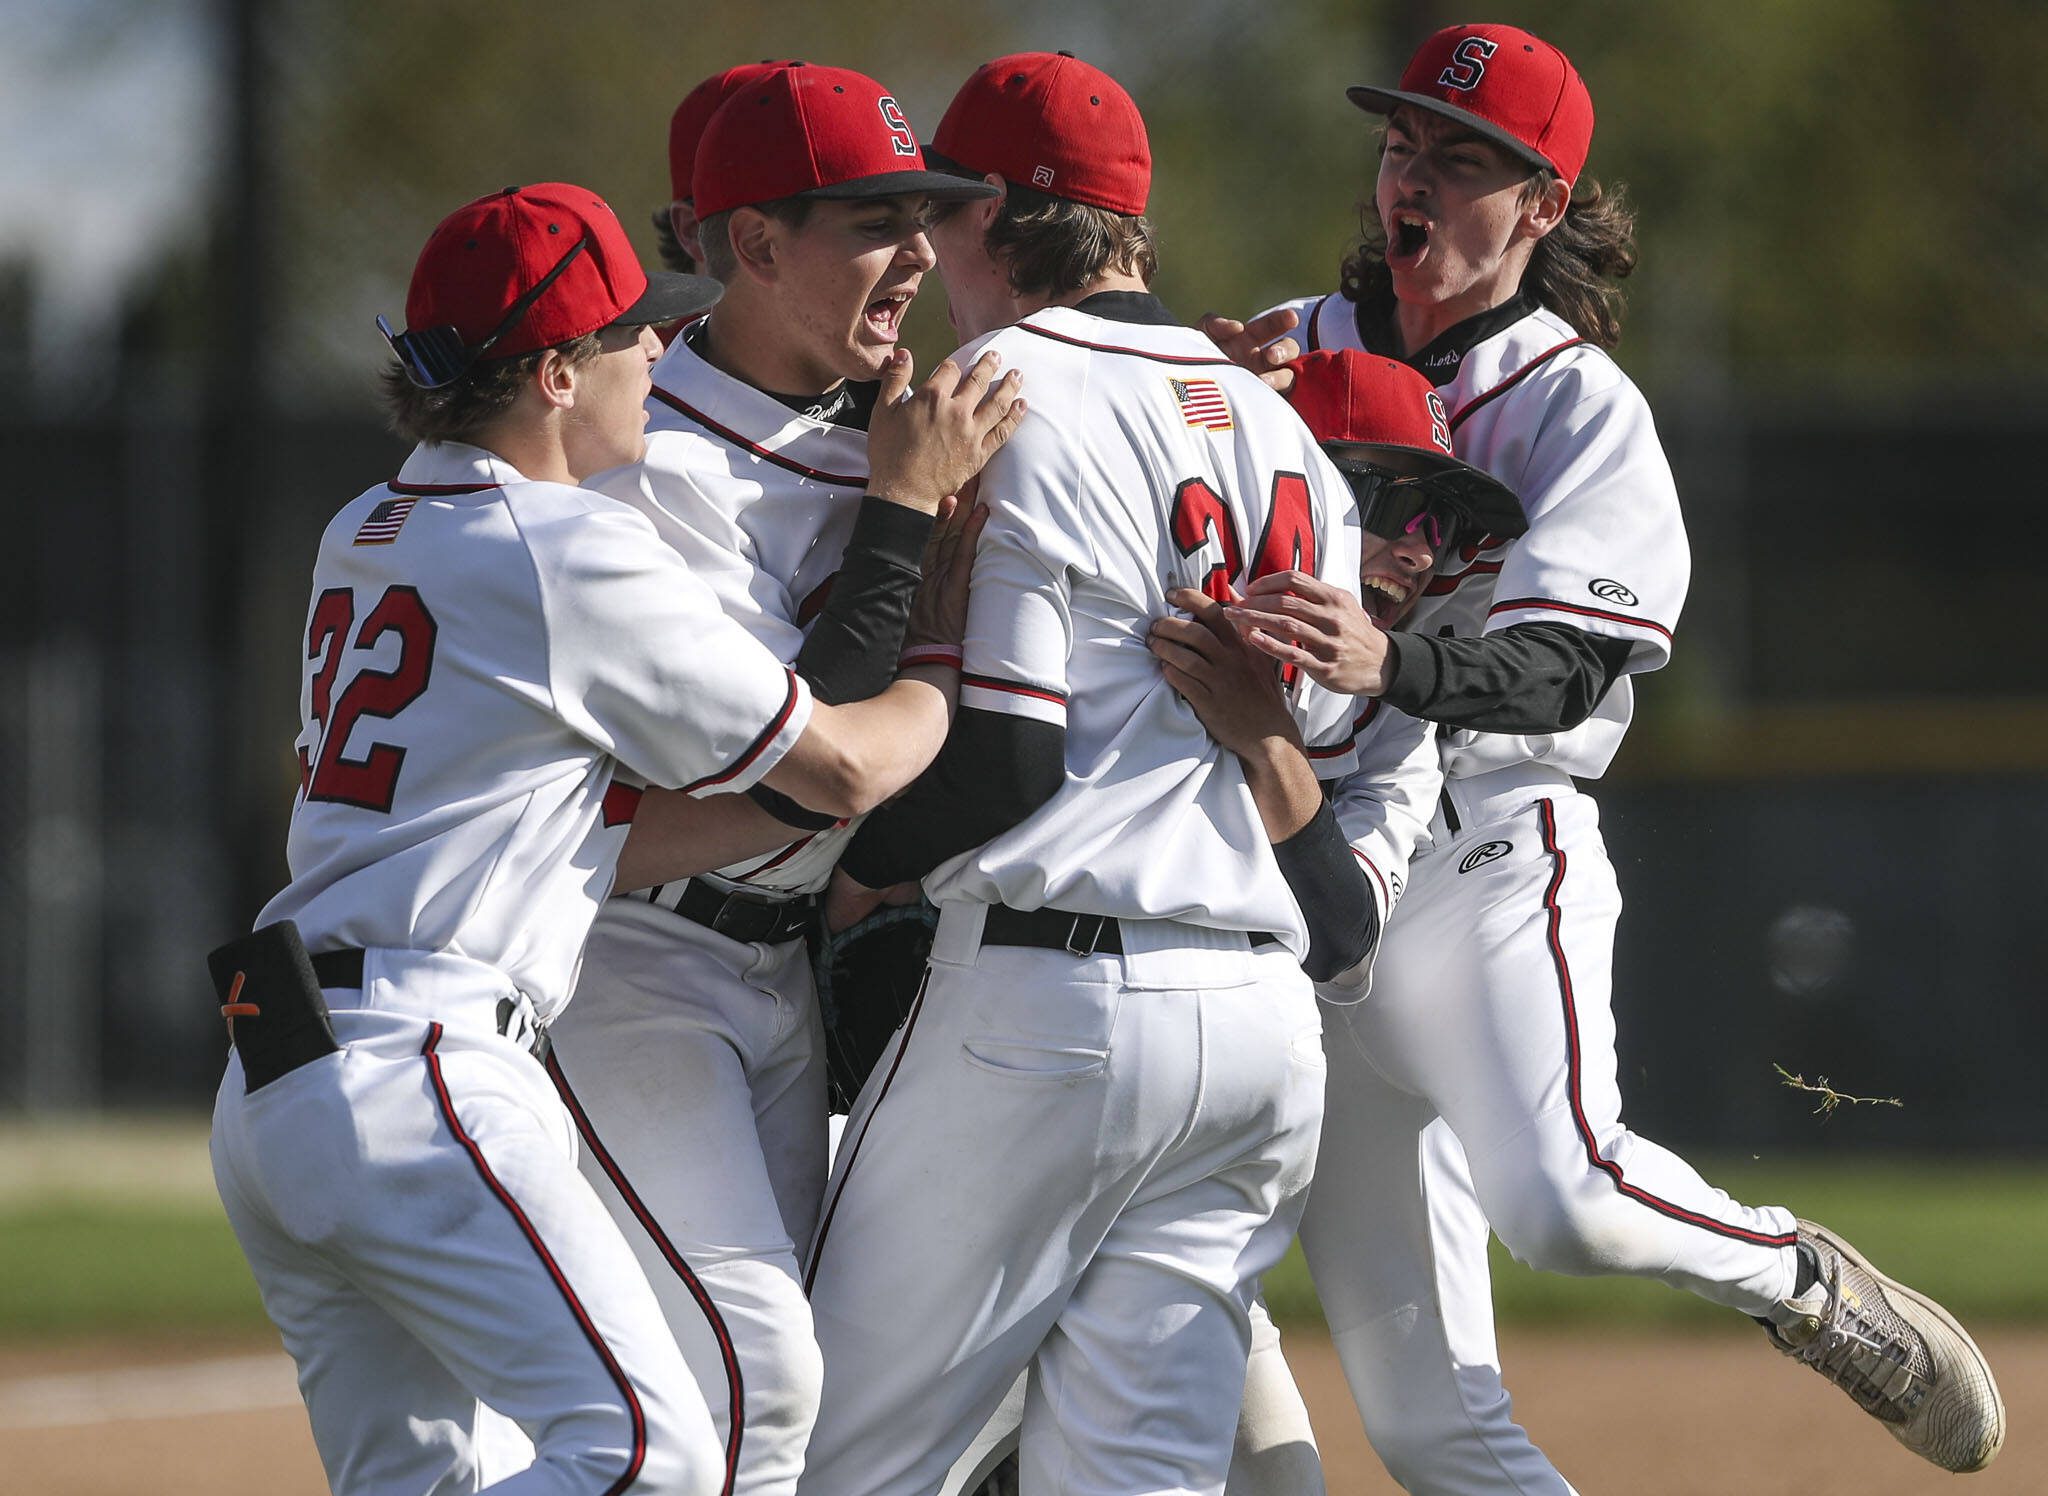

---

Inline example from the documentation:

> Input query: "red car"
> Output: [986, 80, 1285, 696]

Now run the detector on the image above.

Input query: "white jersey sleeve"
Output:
[1315, 698, 1441, 1003]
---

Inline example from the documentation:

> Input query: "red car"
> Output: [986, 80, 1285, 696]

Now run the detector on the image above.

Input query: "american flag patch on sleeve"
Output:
[353, 497, 418, 545]
[1171, 377, 1233, 431]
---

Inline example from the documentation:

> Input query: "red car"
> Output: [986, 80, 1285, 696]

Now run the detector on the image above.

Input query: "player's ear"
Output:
[727, 206, 781, 283]
[533, 346, 579, 412]
[670, 200, 703, 266]
[1520, 173, 1570, 242]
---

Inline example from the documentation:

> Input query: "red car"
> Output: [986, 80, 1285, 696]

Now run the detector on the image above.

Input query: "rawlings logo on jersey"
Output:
[1438, 36, 1497, 92]
[1171, 377, 1233, 431]
[1590, 578, 1639, 606]
[1458, 840, 1512, 873]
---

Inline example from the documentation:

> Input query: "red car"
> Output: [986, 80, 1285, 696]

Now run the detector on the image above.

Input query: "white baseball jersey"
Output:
[257, 440, 812, 1020]
[1266, 293, 1689, 781]
[1323, 696, 1441, 996]
[926, 302, 1364, 957]
[588, 323, 869, 895]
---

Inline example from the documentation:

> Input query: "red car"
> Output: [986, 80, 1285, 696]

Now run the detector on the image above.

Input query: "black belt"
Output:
[311, 948, 365, 989]
[980, 905, 1280, 958]
[306, 947, 549, 1060]
[670, 881, 816, 945]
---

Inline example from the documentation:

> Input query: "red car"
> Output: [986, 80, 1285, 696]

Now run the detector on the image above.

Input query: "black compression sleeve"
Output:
[838, 708, 1065, 889]
[1271, 799, 1380, 983]
[744, 782, 840, 832]
[1381, 621, 1634, 734]
[789, 498, 933, 705]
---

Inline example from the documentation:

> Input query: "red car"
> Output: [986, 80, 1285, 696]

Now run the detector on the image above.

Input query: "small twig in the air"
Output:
[1773, 1063, 1903, 1119]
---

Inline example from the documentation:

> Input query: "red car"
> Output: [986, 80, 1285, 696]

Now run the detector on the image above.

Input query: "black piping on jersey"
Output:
[545, 1050, 745, 1496]
[1534, 800, 1799, 1251]
[385, 479, 500, 497]
[419, 1025, 651, 1496]
[1303, 294, 1332, 352]
[650, 387, 868, 488]
[1447, 336, 1588, 433]
[802, 967, 934, 1298]
[680, 669, 802, 794]
[960, 671, 1069, 708]
[1487, 596, 1674, 645]
[726, 829, 822, 884]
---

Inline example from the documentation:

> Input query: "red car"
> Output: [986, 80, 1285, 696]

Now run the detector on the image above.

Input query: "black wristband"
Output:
[790, 497, 934, 705]
[1271, 798, 1380, 983]
[745, 782, 841, 832]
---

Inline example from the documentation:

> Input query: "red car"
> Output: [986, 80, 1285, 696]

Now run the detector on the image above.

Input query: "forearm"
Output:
[1382, 621, 1632, 733]
[615, 788, 808, 894]
[788, 497, 934, 705]
[761, 666, 957, 820]
[1237, 735, 1325, 843]
[839, 708, 1065, 890]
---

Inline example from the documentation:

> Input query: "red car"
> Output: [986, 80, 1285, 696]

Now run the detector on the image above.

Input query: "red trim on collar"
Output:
[1447, 337, 1587, 431]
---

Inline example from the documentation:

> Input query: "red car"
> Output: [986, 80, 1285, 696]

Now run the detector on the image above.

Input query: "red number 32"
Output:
[298, 585, 438, 812]
[1169, 471, 1317, 603]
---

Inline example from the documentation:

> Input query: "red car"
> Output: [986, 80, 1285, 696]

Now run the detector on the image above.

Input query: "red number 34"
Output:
[298, 585, 438, 812]
[1169, 471, 1317, 603]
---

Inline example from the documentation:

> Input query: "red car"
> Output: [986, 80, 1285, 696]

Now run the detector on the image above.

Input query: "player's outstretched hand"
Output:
[1150, 587, 1305, 757]
[1227, 571, 1393, 696]
[1197, 309, 1301, 393]
[867, 349, 1026, 514]
[904, 491, 991, 654]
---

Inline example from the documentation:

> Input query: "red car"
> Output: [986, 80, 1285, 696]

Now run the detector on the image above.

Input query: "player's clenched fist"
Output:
[1150, 587, 1303, 758]
[866, 348, 1026, 513]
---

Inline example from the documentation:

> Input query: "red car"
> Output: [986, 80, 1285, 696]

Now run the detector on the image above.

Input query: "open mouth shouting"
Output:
[1388, 208, 1432, 270]
[864, 289, 914, 341]
[1359, 572, 1414, 627]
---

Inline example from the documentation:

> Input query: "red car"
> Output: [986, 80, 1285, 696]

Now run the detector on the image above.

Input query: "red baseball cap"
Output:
[929, 51, 1151, 215]
[385, 183, 720, 388]
[667, 60, 792, 203]
[1286, 349, 1525, 537]
[693, 63, 997, 219]
[1348, 23, 1594, 187]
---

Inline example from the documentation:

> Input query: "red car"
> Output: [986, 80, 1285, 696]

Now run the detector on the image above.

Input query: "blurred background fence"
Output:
[2, 0, 2045, 1156]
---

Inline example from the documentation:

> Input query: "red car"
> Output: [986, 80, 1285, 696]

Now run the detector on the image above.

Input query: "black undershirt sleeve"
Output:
[838, 708, 1066, 890]
[746, 497, 932, 832]
[1271, 799, 1380, 983]
[1380, 621, 1634, 734]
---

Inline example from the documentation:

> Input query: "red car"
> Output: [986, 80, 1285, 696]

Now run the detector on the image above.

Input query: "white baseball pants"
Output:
[547, 902, 829, 1496]
[211, 1005, 721, 1496]
[1301, 782, 1799, 1494]
[800, 907, 1325, 1496]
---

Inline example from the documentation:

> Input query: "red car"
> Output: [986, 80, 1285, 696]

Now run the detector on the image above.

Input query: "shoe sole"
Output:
[1798, 1218, 2006, 1472]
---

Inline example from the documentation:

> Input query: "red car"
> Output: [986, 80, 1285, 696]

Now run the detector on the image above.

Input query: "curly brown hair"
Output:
[378, 333, 603, 447]
[1339, 171, 1639, 350]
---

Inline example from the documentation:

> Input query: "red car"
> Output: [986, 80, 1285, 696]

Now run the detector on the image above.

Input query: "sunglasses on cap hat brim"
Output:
[380, 236, 723, 390]
[1327, 441, 1527, 551]
[1345, 87, 1558, 180]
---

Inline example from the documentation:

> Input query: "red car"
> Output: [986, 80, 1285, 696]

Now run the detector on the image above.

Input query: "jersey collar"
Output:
[680, 317, 878, 431]
[1070, 289, 1182, 327]
[1355, 288, 1538, 385]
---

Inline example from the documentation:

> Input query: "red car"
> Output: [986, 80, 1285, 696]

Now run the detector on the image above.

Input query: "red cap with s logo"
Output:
[693, 62, 999, 218]
[1347, 23, 1594, 187]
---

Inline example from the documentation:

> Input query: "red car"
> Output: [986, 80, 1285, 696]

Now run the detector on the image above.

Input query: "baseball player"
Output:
[543, 65, 1017, 1496]
[207, 181, 1011, 1496]
[795, 53, 1371, 1496]
[1213, 25, 2004, 1487]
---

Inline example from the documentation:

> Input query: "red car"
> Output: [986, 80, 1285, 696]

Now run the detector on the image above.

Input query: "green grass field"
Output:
[2, 1119, 2042, 1338]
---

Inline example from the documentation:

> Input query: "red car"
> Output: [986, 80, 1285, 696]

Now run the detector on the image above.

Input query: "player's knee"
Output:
[745, 1307, 825, 1463]
[1491, 1183, 1637, 1278]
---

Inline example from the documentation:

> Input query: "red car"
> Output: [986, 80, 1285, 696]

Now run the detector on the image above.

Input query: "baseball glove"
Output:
[810, 897, 938, 1113]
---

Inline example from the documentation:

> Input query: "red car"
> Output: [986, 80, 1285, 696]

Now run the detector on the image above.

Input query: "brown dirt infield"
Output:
[2, 1325, 2039, 1494]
